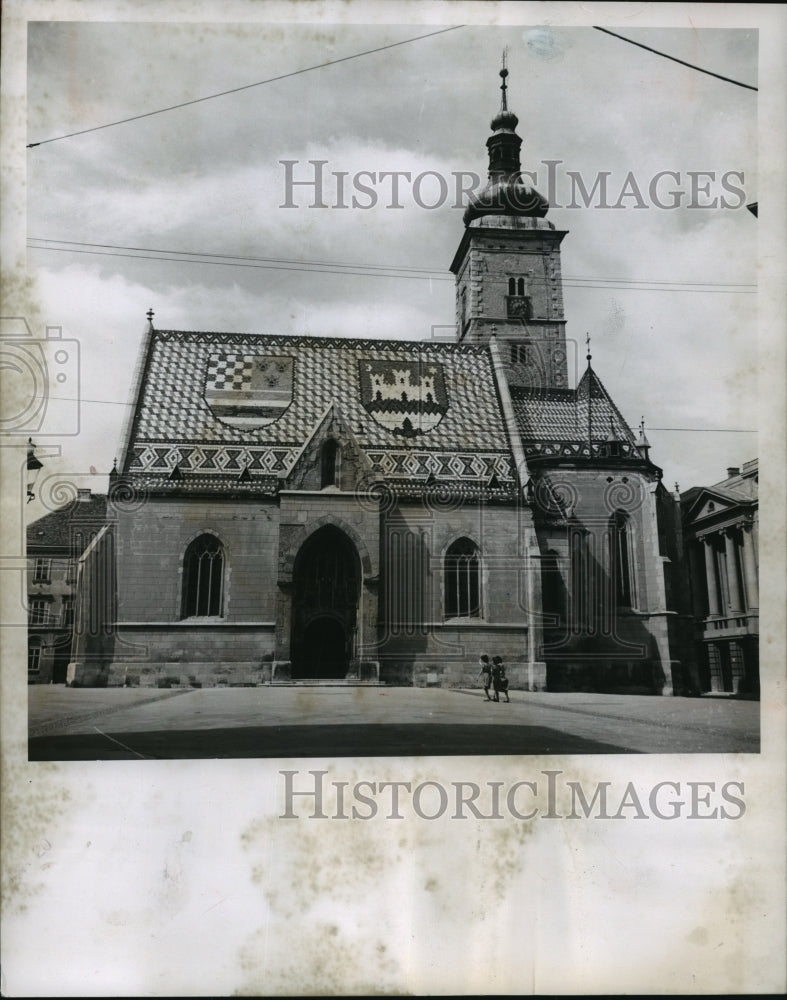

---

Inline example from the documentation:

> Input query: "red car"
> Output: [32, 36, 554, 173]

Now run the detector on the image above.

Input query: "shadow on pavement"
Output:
[28, 723, 639, 760]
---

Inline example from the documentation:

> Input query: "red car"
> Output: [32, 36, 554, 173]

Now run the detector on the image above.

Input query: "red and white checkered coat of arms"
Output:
[204, 354, 294, 428]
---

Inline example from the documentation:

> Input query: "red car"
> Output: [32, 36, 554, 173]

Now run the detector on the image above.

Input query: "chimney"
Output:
[726, 467, 740, 479]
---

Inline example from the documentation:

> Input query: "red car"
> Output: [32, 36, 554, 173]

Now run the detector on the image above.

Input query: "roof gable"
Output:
[285, 404, 375, 491]
[683, 487, 753, 524]
[510, 367, 638, 458]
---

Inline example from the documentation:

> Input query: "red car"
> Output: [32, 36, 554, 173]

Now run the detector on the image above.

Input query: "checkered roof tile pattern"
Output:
[129, 330, 511, 455]
[511, 382, 636, 445]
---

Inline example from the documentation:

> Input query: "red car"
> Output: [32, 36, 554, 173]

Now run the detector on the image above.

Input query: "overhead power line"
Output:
[27, 26, 464, 148]
[593, 27, 758, 92]
[27, 239, 757, 293]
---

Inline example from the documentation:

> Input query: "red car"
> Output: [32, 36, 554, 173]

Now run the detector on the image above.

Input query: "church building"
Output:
[68, 68, 693, 693]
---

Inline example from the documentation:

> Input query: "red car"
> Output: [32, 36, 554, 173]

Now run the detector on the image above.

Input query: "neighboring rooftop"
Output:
[27, 493, 108, 549]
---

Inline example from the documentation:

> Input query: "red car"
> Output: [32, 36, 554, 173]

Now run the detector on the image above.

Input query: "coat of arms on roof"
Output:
[358, 360, 448, 437]
[204, 353, 294, 428]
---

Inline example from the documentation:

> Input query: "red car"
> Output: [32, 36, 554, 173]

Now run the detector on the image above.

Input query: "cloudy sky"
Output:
[17, 10, 764, 511]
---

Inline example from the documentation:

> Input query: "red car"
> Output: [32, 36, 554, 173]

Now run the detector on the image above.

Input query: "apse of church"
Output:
[66, 66, 694, 694]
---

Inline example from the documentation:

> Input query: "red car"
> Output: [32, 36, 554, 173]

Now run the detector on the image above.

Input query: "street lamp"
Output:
[26, 437, 43, 503]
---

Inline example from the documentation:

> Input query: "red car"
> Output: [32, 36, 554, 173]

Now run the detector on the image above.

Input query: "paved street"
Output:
[27, 685, 760, 760]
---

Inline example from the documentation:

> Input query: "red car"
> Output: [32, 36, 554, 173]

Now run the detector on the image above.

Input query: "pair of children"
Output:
[478, 654, 510, 703]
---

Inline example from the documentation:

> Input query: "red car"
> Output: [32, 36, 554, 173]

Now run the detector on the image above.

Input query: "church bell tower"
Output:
[450, 61, 570, 391]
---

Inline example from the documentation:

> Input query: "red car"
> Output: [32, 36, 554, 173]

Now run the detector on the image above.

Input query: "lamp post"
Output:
[26, 437, 43, 503]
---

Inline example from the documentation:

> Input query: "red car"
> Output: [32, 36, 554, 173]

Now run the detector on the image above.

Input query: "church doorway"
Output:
[291, 526, 359, 679]
[301, 617, 348, 679]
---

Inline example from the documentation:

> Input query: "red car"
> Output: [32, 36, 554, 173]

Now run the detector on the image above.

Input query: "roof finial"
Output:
[146, 307, 155, 332]
[635, 415, 651, 456]
[586, 332, 592, 365]
[500, 48, 509, 111]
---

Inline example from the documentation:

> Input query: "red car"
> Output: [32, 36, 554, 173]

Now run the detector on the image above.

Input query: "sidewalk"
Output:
[28, 685, 760, 759]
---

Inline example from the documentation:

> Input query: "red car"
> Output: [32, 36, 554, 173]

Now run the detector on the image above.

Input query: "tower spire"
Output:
[500, 48, 509, 112]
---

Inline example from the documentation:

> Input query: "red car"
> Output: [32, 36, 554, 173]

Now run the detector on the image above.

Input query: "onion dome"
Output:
[463, 63, 549, 225]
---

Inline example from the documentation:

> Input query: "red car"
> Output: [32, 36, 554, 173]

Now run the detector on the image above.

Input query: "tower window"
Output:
[445, 537, 481, 618]
[510, 344, 532, 365]
[182, 534, 225, 618]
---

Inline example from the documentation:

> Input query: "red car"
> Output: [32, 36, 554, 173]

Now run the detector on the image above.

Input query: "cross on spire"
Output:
[500, 48, 509, 111]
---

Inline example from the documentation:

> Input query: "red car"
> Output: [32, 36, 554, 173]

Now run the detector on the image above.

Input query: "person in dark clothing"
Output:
[492, 656, 510, 702]
[479, 654, 493, 701]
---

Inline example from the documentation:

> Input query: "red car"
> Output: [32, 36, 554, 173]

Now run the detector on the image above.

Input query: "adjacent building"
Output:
[681, 459, 759, 695]
[26, 490, 106, 683]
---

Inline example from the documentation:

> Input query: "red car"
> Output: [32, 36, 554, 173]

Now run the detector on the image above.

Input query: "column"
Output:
[740, 523, 759, 609]
[703, 536, 720, 616]
[724, 528, 743, 611]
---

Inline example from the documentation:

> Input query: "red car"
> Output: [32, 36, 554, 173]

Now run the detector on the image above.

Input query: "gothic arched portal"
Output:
[291, 525, 360, 679]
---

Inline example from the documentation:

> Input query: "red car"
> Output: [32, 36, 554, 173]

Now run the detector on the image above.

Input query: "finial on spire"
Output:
[586, 332, 592, 364]
[635, 416, 651, 457]
[500, 48, 509, 111]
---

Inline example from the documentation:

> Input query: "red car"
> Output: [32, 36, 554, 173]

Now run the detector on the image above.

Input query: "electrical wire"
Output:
[27, 240, 756, 293]
[40, 393, 758, 433]
[27, 26, 464, 148]
[593, 27, 758, 92]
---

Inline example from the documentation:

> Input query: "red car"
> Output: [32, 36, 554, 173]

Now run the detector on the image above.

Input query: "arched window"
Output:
[609, 511, 635, 608]
[321, 440, 340, 489]
[182, 534, 225, 618]
[517, 277, 526, 296]
[445, 538, 481, 618]
[508, 277, 516, 295]
[28, 637, 42, 673]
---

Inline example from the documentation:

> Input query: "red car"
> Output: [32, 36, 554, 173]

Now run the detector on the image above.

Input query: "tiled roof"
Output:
[124, 331, 517, 484]
[510, 367, 637, 459]
[26, 495, 108, 550]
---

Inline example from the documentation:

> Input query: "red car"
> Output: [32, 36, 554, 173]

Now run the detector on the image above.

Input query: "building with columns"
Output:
[681, 460, 759, 695]
[65, 67, 694, 693]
